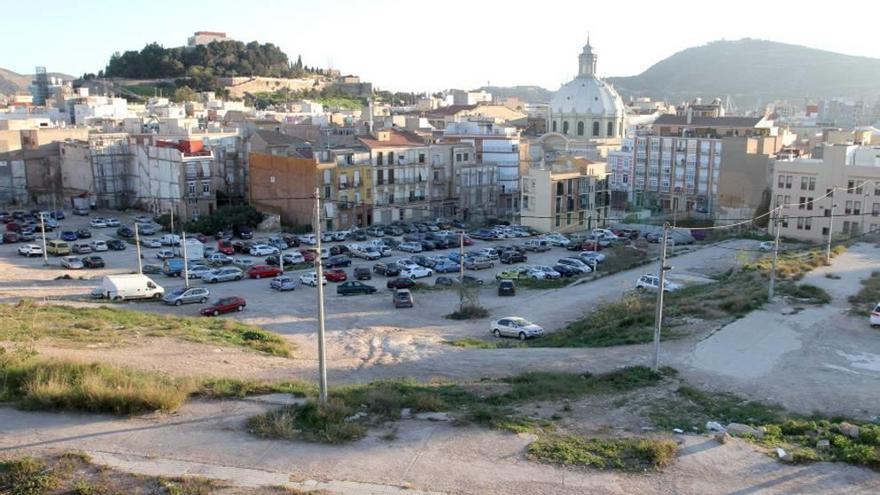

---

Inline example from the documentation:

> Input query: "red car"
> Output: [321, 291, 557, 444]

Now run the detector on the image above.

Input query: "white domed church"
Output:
[541, 39, 625, 157]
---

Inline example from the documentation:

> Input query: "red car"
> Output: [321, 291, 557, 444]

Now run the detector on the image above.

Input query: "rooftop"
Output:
[357, 129, 427, 149]
[654, 114, 764, 128]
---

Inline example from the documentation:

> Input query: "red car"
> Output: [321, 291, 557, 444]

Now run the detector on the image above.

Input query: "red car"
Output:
[325, 269, 347, 282]
[299, 249, 316, 262]
[5, 222, 22, 233]
[217, 239, 235, 255]
[3, 232, 20, 243]
[247, 264, 283, 279]
[461, 235, 474, 246]
[580, 240, 604, 251]
[200, 296, 247, 316]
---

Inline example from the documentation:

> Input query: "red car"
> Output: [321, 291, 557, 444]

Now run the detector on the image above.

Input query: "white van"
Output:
[524, 239, 551, 252]
[160, 234, 181, 246]
[99, 274, 165, 301]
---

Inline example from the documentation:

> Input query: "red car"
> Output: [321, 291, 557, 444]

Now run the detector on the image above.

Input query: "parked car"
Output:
[299, 234, 317, 245]
[18, 230, 35, 242]
[270, 275, 298, 291]
[247, 264, 283, 279]
[52, 210, 65, 220]
[218, 239, 235, 255]
[870, 302, 880, 327]
[329, 245, 350, 256]
[354, 266, 372, 280]
[75, 229, 92, 239]
[491, 317, 544, 340]
[401, 266, 433, 279]
[140, 238, 161, 248]
[89, 218, 108, 228]
[326, 255, 352, 268]
[156, 249, 176, 260]
[206, 253, 233, 265]
[138, 224, 159, 236]
[495, 268, 529, 281]
[103, 239, 125, 251]
[433, 260, 460, 273]
[325, 269, 348, 282]
[60, 230, 78, 242]
[299, 272, 327, 287]
[578, 251, 606, 265]
[163, 287, 210, 306]
[200, 296, 247, 316]
[545, 233, 571, 247]
[393, 289, 414, 308]
[235, 225, 253, 239]
[267, 252, 306, 266]
[636, 274, 681, 292]
[133, 214, 153, 224]
[187, 265, 213, 279]
[337, 281, 377, 295]
[531, 265, 562, 279]
[233, 258, 256, 269]
[160, 234, 182, 246]
[759, 241, 774, 252]
[435, 276, 455, 287]
[17, 243, 42, 256]
[248, 244, 278, 257]
[116, 226, 134, 238]
[557, 257, 592, 274]
[72, 242, 92, 254]
[464, 256, 494, 270]
[142, 264, 162, 274]
[500, 251, 527, 264]
[46, 240, 71, 256]
[202, 267, 244, 283]
[61, 256, 84, 269]
[90, 240, 109, 252]
[82, 255, 105, 268]
[411, 255, 436, 268]
[104, 218, 121, 227]
[3, 232, 19, 243]
[552, 264, 578, 278]
[498, 280, 516, 296]
[524, 239, 551, 252]
[373, 262, 401, 277]
[387, 277, 416, 290]
[397, 241, 423, 253]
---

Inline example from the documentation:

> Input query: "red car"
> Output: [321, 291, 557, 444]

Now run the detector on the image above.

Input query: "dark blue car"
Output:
[60, 230, 77, 242]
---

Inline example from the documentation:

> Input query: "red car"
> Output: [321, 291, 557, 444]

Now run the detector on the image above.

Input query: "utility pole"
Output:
[652, 223, 670, 371]
[134, 223, 143, 275]
[182, 231, 189, 288]
[769, 212, 781, 299]
[40, 214, 48, 265]
[458, 231, 465, 310]
[314, 187, 328, 405]
[170, 205, 175, 234]
[825, 194, 836, 264]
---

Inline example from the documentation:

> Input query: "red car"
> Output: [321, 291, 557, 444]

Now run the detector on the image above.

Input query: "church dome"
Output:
[552, 76, 624, 118]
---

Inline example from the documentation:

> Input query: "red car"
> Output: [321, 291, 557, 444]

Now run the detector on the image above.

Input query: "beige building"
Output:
[772, 144, 880, 242]
[521, 158, 610, 234]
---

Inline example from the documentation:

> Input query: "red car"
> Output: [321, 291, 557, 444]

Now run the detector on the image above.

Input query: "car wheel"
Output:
[636, 286, 645, 293]
[213, 310, 219, 316]
[113, 296, 123, 302]
[254, 274, 261, 279]
[237, 305, 244, 312]
[493, 329, 501, 338]
[518, 332, 527, 341]
[200, 297, 207, 304]
[235, 276, 242, 281]
[174, 299, 182, 306]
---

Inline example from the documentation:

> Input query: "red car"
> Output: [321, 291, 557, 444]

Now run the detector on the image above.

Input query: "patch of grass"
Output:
[0, 348, 192, 414]
[445, 304, 490, 320]
[646, 385, 784, 432]
[443, 337, 503, 349]
[746, 245, 846, 280]
[496, 367, 664, 404]
[0, 301, 293, 357]
[778, 283, 832, 305]
[0, 456, 59, 495]
[532, 294, 655, 347]
[516, 278, 573, 290]
[528, 435, 679, 471]
[197, 378, 316, 398]
[160, 476, 222, 495]
[848, 271, 880, 316]
[249, 399, 367, 444]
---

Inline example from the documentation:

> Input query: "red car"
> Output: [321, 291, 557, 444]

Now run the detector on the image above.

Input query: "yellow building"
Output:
[521, 157, 610, 234]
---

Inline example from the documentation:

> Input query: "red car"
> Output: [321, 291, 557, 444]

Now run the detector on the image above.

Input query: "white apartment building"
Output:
[357, 129, 432, 224]
[773, 144, 880, 242]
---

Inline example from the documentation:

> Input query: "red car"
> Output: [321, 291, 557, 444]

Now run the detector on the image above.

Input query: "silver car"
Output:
[202, 267, 243, 283]
[491, 317, 544, 340]
[187, 265, 213, 279]
[270, 275, 298, 291]
[61, 256, 84, 269]
[163, 287, 210, 306]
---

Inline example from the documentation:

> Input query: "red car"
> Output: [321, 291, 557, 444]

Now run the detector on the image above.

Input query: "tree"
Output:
[172, 85, 198, 103]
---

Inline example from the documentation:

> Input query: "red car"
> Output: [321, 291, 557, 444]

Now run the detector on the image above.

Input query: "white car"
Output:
[156, 249, 176, 260]
[104, 218, 121, 227]
[578, 251, 606, 264]
[133, 215, 153, 224]
[18, 244, 43, 257]
[140, 238, 161, 248]
[90, 240, 109, 252]
[89, 218, 108, 228]
[491, 317, 544, 340]
[299, 234, 317, 245]
[398, 242, 423, 253]
[557, 257, 592, 274]
[61, 256, 84, 270]
[636, 274, 682, 292]
[401, 266, 433, 279]
[233, 258, 256, 268]
[299, 272, 327, 287]
[187, 265, 213, 279]
[531, 265, 561, 279]
[207, 253, 233, 265]
[870, 302, 880, 327]
[759, 241, 774, 252]
[546, 233, 571, 247]
[249, 244, 279, 256]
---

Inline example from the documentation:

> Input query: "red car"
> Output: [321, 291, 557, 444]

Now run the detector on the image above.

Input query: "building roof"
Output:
[254, 129, 308, 147]
[425, 105, 477, 118]
[654, 114, 764, 128]
[357, 129, 426, 149]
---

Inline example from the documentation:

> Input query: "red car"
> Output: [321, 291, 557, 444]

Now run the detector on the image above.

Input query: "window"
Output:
[843, 221, 851, 234]
[388, 169, 395, 184]
[797, 217, 804, 230]
[845, 200, 853, 215]
[577, 121, 584, 136]
[418, 153, 425, 164]
[809, 177, 816, 191]
[776, 194, 783, 206]
[201, 181, 210, 194]
[552, 121, 557, 132]
[782, 216, 789, 228]
[874, 203, 880, 216]
[376, 152, 383, 166]
[563, 121, 569, 135]
[801, 177, 808, 190]
[187, 181, 196, 194]
[807, 197, 813, 211]
[463, 153, 469, 161]
[798, 197, 806, 210]
[566, 212, 572, 225]
[324, 185, 331, 199]
[456, 153, 462, 162]
[592, 121, 600, 136]
[377, 170, 384, 185]
[785, 176, 792, 189]
[848, 180, 855, 192]
[854, 201, 861, 215]
[555, 214, 561, 227]
[857, 184, 864, 195]
[805, 217, 812, 231]
[777, 175, 785, 188]
[607, 121, 614, 137]
[556, 182, 564, 196]
[822, 227, 829, 235]
[579, 211, 585, 225]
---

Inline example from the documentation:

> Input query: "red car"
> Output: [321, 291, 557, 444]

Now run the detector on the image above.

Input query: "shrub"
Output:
[528, 435, 678, 471]
[0, 457, 58, 495]
[446, 305, 490, 320]
[249, 400, 366, 444]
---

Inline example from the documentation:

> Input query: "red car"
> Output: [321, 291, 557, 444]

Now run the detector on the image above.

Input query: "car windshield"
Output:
[509, 318, 530, 326]
[170, 288, 186, 296]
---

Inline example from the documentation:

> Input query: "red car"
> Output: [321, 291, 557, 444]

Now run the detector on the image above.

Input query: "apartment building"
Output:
[607, 113, 780, 215]
[59, 133, 134, 209]
[356, 129, 432, 224]
[132, 139, 218, 221]
[521, 157, 610, 234]
[772, 144, 880, 242]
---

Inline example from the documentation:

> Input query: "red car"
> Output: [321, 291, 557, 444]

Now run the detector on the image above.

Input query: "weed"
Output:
[197, 378, 315, 398]
[249, 400, 367, 444]
[443, 338, 502, 349]
[446, 305, 490, 320]
[778, 283, 832, 305]
[0, 457, 58, 495]
[848, 271, 880, 316]
[528, 435, 679, 471]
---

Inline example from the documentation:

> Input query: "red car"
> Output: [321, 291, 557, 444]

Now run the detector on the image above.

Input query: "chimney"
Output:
[686, 106, 693, 125]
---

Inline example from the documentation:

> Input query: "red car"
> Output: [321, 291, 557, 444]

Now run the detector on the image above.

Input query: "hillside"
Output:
[607, 39, 880, 104]
[0, 68, 74, 95]
[475, 85, 554, 105]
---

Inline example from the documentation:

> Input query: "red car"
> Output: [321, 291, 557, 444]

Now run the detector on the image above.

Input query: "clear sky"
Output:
[3, 0, 879, 92]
